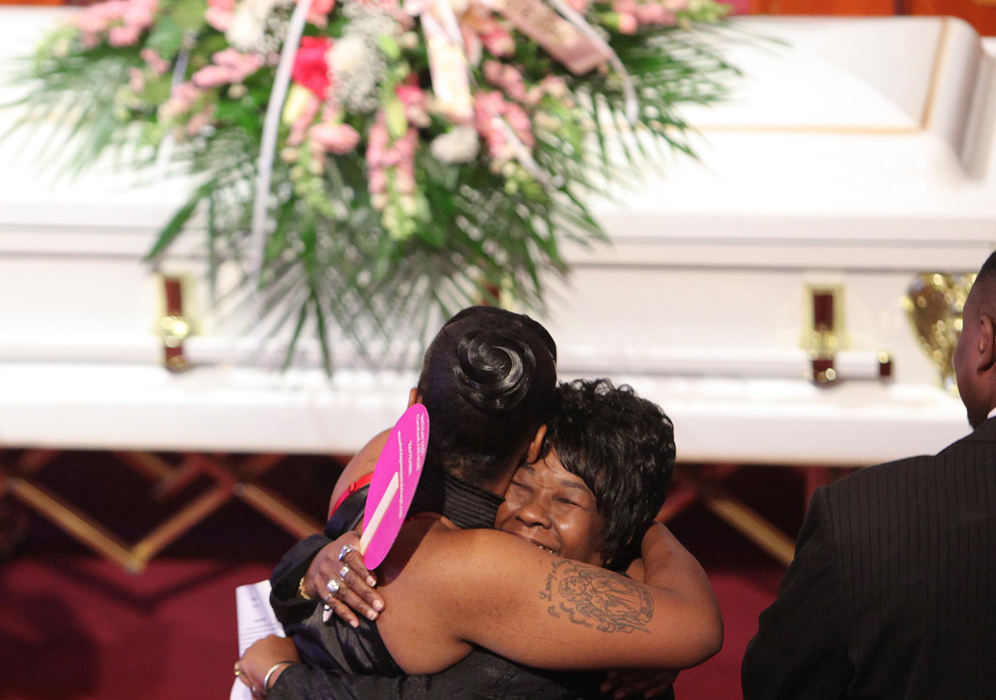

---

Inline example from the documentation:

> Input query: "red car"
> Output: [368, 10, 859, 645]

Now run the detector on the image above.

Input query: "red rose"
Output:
[292, 36, 333, 99]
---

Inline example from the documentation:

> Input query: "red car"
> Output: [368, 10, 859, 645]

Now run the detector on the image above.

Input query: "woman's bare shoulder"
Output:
[327, 429, 391, 518]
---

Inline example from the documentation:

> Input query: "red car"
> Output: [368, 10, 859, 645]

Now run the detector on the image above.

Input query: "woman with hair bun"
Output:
[237, 309, 721, 697]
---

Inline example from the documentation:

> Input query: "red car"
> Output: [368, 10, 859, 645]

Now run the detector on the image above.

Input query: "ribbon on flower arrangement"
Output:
[479, 0, 637, 122]
[544, 0, 638, 123]
[250, 0, 315, 284]
[415, 0, 474, 122]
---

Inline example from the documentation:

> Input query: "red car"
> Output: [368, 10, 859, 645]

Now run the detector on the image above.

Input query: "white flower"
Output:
[328, 32, 387, 112]
[430, 126, 479, 164]
[328, 35, 367, 77]
[226, 0, 281, 52]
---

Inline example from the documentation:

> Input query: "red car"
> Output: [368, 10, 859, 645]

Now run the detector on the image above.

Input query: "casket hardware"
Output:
[904, 272, 976, 391]
[805, 286, 841, 386]
[158, 275, 193, 372]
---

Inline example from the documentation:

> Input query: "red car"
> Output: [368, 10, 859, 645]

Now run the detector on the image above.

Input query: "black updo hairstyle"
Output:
[543, 378, 676, 571]
[417, 306, 558, 486]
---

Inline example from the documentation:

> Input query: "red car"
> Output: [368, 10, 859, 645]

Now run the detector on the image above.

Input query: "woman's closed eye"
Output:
[505, 481, 533, 503]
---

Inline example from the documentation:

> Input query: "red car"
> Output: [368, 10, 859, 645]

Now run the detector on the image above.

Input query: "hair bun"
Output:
[454, 331, 536, 414]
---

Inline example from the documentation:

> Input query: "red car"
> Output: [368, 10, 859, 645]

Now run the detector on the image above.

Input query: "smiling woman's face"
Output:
[495, 449, 606, 567]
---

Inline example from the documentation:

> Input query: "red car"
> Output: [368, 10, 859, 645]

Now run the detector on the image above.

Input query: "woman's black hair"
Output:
[417, 306, 557, 485]
[542, 378, 675, 571]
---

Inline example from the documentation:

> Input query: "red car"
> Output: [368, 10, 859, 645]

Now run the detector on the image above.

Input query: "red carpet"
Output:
[0, 460, 799, 699]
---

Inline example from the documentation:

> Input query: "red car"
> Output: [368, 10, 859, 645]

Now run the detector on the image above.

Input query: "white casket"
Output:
[0, 9, 993, 465]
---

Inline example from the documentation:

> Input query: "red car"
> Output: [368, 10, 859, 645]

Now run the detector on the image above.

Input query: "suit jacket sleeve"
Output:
[269, 534, 331, 630]
[741, 486, 853, 699]
[269, 486, 369, 630]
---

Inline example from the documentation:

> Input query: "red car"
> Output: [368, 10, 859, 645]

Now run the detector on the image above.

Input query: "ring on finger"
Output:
[338, 564, 350, 579]
[326, 578, 341, 596]
[338, 543, 356, 561]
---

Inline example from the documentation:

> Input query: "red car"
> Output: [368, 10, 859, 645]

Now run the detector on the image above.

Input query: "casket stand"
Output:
[1, 9, 994, 569]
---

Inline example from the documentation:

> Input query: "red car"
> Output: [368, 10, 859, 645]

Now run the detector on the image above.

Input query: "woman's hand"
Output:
[237, 635, 299, 695]
[303, 531, 384, 627]
[600, 668, 678, 698]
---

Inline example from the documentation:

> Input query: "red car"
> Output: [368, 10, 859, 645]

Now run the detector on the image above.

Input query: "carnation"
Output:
[292, 36, 333, 98]
[310, 122, 361, 154]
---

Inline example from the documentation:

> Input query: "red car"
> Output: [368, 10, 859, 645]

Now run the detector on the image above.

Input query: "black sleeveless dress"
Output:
[267, 467, 612, 699]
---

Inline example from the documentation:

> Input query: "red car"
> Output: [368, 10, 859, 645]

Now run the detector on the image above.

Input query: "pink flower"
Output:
[637, 4, 675, 25]
[109, 24, 143, 46]
[191, 65, 232, 88]
[192, 49, 263, 88]
[163, 82, 202, 118]
[479, 24, 515, 57]
[366, 118, 390, 168]
[129, 67, 145, 93]
[460, 6, 514, 60]
[460, 26, 482, 66]
[185, 104, 217, 136]
[366, 114, 418, 205]
[474, 90, 534, 163]
[213, 48, 263, 81]
[483, 61, 528, 102]
[369, 167, 387, 195]
[286, 91, 322, 146]
[292, 36, 334, 99]
[122, 0, 158, 29]
[75, 0, 125, 34]
[396, 84, 430, 127]
[140, 48, 170, 76]
[205, 0, 236, 31]
[310, 122, 360, 154]
[617, 12, 638, 33]
[307, 0, 336, 28]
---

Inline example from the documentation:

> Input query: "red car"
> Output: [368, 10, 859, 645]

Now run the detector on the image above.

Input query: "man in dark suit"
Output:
[742, 252, 996, 699]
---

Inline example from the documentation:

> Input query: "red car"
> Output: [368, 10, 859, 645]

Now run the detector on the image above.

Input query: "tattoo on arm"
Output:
[539, 560, 653, 633]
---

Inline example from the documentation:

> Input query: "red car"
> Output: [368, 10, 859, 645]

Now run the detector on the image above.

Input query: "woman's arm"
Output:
[239, 635, 409, 699]
[386, 522, 722, 673]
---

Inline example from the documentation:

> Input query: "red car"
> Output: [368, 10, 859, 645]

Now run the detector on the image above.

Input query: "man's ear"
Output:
[407, 387, 421, 408]
[980, 314, 996, 373]
[525, 425, 547, 463]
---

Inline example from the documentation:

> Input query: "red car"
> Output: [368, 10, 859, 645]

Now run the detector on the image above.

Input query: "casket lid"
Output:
[586, 16, 996, 266]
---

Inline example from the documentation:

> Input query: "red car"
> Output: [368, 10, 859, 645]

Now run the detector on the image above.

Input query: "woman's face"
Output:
[495, 449, 606, 567]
